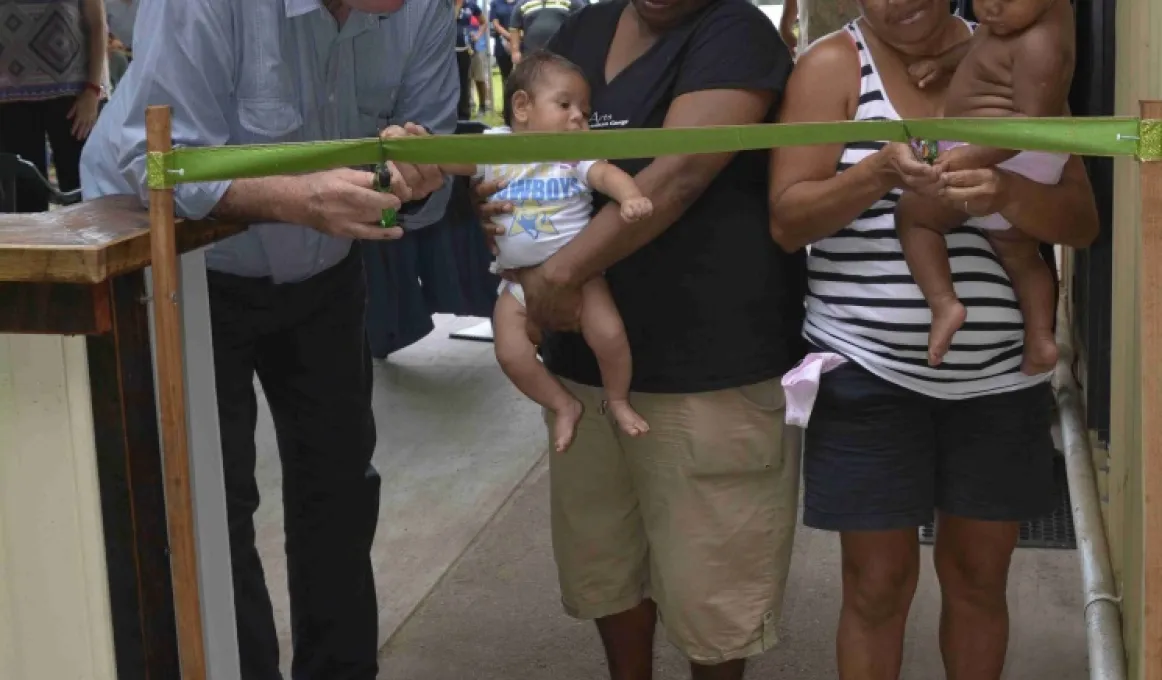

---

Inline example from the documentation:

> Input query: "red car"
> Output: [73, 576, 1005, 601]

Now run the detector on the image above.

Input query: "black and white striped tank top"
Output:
[802, 19, 1048, 399]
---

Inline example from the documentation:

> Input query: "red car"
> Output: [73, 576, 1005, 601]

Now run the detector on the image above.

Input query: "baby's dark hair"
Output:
[502, 50, 588, 127]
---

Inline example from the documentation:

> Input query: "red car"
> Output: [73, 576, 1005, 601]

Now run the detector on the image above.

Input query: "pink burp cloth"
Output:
[781, 352, 849, 427]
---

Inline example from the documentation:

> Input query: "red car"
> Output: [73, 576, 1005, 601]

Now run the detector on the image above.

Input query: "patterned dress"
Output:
[0, 0, 91, 103]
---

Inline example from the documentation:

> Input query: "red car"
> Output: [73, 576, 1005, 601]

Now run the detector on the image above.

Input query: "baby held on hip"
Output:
[484, 154, 654, 453]
[902, 0, 1075, 374]
[434, 51, 655, 451]
[939, 0, 1076, 226]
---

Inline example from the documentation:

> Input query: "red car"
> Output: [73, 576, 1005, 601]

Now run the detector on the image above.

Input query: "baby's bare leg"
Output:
[987, 230, 1059, 375]
[493, 289, 583, 452]
[895, 192, 970, 366]
[579, 277, 648, 437]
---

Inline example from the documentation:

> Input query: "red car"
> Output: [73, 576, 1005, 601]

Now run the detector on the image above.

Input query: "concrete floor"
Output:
[379, 459, 1090, 680]
[252, 316, 545, 675]
[251, 315, 1091, 680]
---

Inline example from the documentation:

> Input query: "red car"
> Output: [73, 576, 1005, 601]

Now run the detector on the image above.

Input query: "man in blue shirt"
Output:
[490, 0, 518, 81]
[80, 1, 457, 678]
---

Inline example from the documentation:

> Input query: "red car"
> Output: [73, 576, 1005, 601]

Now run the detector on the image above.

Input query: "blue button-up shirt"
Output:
[81, 0, 459, 284]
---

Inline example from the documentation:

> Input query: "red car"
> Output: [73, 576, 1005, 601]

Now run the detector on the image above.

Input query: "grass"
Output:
[471, 68, 507, 128]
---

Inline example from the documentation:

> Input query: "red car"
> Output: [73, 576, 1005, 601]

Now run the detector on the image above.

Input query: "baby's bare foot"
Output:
[607, 399, 649, 437]
[551, 399, 584, 453]
[928, 296, 967, 367]
[1021, 331, 1059, 375]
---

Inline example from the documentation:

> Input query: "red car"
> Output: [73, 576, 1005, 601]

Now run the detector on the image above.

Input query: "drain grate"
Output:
[919, 455, 1076, 550]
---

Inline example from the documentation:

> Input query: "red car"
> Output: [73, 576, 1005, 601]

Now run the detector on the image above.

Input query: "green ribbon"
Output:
[146, 116, 1149, 189]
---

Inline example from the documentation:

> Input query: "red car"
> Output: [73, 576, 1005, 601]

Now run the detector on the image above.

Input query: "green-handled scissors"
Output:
[372, 163, 398, 228]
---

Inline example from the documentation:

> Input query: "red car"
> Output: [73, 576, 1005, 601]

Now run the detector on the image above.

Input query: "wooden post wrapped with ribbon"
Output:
[1138, 100, 1162, 680]
[146, 105, 207, 680]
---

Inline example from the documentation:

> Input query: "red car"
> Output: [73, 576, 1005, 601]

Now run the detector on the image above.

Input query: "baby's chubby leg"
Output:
[492, 287, 583, 452]
[987, 229, 1059, 375]
[579, 277, 648, 437]
[895, 192, 970, 366]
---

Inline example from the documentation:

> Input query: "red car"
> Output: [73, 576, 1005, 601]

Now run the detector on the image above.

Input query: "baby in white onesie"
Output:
[439, 51, 653, 453]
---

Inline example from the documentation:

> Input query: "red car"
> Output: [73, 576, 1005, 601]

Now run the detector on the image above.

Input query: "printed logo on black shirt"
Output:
[589, 111, 628, 130]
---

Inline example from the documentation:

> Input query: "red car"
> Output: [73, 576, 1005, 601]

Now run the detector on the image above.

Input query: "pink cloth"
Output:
[781, 352, 849, 427]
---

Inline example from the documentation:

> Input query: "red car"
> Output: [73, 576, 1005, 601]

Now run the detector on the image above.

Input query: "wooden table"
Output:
[0, 196, 243, 680]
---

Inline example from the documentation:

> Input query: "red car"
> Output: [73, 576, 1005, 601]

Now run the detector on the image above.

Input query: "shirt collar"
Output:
[285, 0, 322, 18]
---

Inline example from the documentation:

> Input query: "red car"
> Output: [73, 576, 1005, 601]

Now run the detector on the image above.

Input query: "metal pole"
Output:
[1055, 310, 1128, 680]
[482, 0, 492, 112]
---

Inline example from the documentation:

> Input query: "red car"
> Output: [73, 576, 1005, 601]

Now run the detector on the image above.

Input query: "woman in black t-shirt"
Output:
[477, 0, 804, 675]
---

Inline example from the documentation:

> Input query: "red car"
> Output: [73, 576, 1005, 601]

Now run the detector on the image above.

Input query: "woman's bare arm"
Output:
[768, 34, 900, 252]
[81, 0, 108, 88]
[999, 156, 1099, 248]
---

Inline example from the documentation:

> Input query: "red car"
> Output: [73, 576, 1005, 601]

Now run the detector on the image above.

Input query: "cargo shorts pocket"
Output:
[680, 379, 788, 477]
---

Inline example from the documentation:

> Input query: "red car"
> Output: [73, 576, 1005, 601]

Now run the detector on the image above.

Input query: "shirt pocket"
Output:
[234, 0, 303, 141]
[236, 97, 303, 143]
[352, 35, 405, 133]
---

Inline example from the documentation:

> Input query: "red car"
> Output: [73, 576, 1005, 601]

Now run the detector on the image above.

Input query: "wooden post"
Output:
[145, 105, 207, 680]
[1140, 99, 1162, 680]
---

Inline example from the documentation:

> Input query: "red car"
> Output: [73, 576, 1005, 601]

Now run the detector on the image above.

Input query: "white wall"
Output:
[0, 334, 117, 680]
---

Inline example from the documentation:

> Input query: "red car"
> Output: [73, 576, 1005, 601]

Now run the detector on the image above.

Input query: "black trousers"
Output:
[456, 49, 472, 119]
[0, 96, 85, 213]
[495, 47, 514, 82]
[208, 248, 380, 680]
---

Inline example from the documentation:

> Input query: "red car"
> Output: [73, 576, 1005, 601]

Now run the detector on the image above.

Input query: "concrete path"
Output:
[252, 316, 544, 674]
[247, 315, 1089, 679]
[381, 458, 1090, 680]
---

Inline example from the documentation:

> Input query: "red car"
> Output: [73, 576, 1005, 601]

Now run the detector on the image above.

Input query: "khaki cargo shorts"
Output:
[547, 377, 801, 664]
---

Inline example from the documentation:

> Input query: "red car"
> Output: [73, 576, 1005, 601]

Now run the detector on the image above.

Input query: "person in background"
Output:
[508, 0, 584, 64]
[105, 0, 137, 48]
[491, 0, 518, 81]
[0, 0, 107, 213]
[456, 0, 483, 119]
[107, 34, 131, 90]
[80, 0, 457, 678]
[779, 0, 798, 55]
[469, 15, 492, 115]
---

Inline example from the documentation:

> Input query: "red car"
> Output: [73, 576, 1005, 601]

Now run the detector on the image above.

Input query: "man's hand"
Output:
[297, 168, 406, 240]
[378, 123, 445, 203]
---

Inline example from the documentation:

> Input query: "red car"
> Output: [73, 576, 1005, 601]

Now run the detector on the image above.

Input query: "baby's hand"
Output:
[908, 60, 945, 90]
[620, 197, 653, 222]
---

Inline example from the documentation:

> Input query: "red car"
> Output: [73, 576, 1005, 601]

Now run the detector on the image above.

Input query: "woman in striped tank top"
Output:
[768, 0, 1098, 677]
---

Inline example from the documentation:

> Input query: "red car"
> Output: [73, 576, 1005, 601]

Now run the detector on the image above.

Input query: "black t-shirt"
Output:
[541, 0, 808, 394]
[512, 0, 584, 53]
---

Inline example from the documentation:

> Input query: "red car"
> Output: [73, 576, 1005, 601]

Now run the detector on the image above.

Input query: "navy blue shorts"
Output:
[802, 359, 1057, 532]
